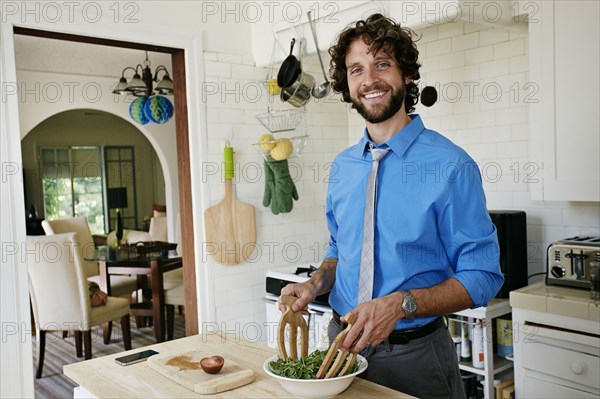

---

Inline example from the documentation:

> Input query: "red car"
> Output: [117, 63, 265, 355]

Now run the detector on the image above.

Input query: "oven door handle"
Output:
[264, 294, 279, 304]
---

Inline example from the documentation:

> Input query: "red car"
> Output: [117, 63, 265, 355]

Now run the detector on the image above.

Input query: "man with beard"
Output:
[281, 14, 503, 398]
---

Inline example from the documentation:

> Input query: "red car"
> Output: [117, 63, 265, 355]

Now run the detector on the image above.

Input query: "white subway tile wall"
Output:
[413, 21, 599, 281]
[203, 50, 348, 340]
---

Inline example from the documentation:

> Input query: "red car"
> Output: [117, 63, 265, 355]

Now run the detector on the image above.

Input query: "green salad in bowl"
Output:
[267, 349, 359, 379]
[263, 350, 368, 399]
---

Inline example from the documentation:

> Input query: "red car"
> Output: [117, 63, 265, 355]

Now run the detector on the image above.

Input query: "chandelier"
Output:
[113, 51, 174, 125]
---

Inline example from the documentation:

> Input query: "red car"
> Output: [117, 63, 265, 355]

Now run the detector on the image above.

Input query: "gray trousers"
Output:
[328, 317, 466, 399]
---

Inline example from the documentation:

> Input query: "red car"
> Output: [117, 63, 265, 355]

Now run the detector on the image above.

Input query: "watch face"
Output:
[405, 300, 417, 314]
[403, 291, 417, 317]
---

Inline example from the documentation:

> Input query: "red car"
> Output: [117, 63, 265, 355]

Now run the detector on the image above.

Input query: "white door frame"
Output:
[0, 14, 214, 398]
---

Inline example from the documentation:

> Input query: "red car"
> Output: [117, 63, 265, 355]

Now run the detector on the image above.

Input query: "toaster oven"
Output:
[546, 236, 600, 289]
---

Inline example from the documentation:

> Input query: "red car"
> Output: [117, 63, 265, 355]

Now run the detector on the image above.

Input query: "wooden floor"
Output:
[32, 314, 186, 399]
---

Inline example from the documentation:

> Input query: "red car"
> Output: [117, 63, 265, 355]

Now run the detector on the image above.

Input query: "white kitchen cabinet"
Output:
[510, 283, 600, 398]
[452, 298, 513, 399]
[529, 1, 600, 201]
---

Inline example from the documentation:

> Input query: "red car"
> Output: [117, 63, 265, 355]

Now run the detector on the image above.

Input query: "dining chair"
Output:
[148, 216, 168, 242]
[27, 233, 132, 378]
[41, 216, 139, 297]
[41, 216, 138, 342]
[164, 285, 185, 340]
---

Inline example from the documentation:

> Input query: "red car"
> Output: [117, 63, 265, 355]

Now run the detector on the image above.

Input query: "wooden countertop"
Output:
[63, 332, 414, 398]
[510, 282, 600, 323]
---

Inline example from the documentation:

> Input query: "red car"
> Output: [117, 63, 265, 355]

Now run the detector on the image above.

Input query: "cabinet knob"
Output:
[570, 362, 585, 375]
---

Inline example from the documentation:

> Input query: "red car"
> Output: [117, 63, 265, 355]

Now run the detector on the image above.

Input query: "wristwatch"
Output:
[400, 290, 417, 319]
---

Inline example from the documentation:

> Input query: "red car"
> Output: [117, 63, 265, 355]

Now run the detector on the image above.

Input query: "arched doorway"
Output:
[21, 109, 166, 236]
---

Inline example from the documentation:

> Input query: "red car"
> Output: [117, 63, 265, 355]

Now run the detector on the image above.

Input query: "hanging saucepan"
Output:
[280, 72, 315, 108]
[277, 38, 302, 88]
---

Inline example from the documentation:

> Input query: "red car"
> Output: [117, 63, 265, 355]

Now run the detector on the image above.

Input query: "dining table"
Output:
[63, 331, 416, 398]
[98, 254, 182, 343]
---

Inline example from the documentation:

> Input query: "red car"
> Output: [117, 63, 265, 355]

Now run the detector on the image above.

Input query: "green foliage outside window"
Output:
[41, 147, 106, 234]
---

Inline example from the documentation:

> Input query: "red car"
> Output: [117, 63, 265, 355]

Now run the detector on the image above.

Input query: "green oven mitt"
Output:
[263, 160, 280, 213]
[263, 159, 299, 214]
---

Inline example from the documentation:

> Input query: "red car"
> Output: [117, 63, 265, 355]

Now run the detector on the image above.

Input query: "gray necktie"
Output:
[358, 146, 390, 305]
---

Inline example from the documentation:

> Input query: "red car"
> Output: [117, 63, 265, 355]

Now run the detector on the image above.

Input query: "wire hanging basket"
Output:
[255, 109, 305, 133]
[252, 135, 309, 162]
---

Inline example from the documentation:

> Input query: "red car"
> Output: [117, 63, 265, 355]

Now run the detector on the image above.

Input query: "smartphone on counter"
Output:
[115, 349, 159, 366]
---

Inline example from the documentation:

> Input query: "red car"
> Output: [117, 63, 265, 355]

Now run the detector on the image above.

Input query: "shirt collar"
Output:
[355, 114, 426, 160]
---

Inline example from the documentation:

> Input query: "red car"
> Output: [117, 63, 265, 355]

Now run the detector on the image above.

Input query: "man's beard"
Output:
[351, 83, 406, 124]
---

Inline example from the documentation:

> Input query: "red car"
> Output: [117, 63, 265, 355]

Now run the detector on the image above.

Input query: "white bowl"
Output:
[263, 354, 368, 399]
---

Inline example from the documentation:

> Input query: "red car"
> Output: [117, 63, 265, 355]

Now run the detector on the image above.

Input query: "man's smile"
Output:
[362, 90, 388, 101]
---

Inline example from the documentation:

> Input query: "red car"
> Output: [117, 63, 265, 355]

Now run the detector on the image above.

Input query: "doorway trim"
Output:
[1, 16, 213, 398]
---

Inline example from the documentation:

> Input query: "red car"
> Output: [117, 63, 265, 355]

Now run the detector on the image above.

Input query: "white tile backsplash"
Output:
[427, 38, 453, 56]
[452, 31, 479, 51]
[204, 60, 231, 78]
[465, 45, 494, 65]
[438, 21, 465, 39]
[439, 51, 466, 69]
[479, 29, 510, 46]
[479, 58, 509, 78]
[494, 38, 526, 59]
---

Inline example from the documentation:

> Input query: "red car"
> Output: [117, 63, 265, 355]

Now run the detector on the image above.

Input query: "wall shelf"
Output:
[459, 355, 513, 377]
[452, 298, 512, 399]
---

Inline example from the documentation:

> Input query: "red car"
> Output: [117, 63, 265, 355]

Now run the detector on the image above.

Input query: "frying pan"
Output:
[277, 38, 301, 88]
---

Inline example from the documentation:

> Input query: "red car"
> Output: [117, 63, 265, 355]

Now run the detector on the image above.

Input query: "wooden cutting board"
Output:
[204, 145, 256, 265]
[147, 350, 255, 395]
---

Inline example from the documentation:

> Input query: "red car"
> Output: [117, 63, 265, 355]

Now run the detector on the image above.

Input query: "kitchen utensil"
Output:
[147, 350, 255, 394]
[277, 38, 301, 88]
[203, 144, 257, 265]
[420, 86, 438, 106]
[316, 311, 358, 379]
[277, 294, 308, 361]
[280, 72, 315, 108]
[307, 11, 331, 99]
[263, 353, 368, 399]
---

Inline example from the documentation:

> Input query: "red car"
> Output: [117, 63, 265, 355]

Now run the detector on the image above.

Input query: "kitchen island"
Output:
[63, 330, 414, 398]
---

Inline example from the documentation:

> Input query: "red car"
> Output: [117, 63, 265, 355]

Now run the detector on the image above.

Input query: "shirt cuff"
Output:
[453, 271, 504, 308]
[324, 242, 338, 260]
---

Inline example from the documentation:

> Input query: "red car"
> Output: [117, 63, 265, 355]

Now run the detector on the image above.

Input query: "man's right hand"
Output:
[278, 258, 338, 313]
[279, 281, 318, 313]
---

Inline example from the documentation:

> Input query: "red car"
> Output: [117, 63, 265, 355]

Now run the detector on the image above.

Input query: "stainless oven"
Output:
[265, 264, 333, 352]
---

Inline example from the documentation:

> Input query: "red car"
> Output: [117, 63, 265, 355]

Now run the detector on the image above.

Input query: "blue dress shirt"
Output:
[325, 114, 504, 330]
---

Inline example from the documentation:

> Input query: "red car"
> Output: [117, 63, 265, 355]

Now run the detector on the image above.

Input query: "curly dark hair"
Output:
[329, 13, 421, 113]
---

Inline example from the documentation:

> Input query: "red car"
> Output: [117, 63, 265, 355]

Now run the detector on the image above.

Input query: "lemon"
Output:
[270, 138, 293, 160]
[266, 78, 281, 95]
[259, 133, 276, 151]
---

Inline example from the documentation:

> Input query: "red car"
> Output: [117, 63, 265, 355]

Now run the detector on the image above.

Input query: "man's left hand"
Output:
[340, 291, 404, 353]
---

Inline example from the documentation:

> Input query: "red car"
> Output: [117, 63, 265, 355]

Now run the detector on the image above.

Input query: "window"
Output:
[41, 146, 105, 234]
[104, 146, 138, 231]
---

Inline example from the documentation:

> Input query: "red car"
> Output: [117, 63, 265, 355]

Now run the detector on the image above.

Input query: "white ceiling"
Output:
[13, 33, 330, 89]
[14, 34, 173, 78]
